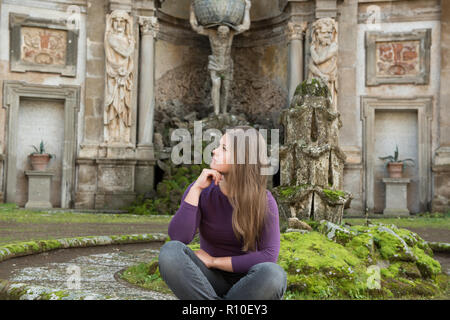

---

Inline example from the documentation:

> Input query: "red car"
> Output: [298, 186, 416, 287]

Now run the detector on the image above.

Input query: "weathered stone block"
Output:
[95, 192, 136, 210]
[25, 171, 54, 209]
[76, 160, 97, 192]
[95, 159, 137, 196]
[382, 178, 411, 216]
[74, 191, 95, 209]
[135, 162, 156, 195]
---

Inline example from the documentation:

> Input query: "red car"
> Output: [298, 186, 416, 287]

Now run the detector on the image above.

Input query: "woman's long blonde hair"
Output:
[225, 126, 271, 252]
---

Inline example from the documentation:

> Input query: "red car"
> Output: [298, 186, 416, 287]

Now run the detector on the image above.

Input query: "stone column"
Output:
[287, 21, 307, 105]
[137, 16, 159, 160]
[432, 0, 450, 212]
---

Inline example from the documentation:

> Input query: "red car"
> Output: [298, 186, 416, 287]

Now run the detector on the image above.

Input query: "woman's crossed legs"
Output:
[158, 240, 287, 300]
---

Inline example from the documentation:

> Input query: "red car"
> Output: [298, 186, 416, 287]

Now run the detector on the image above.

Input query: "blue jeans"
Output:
[158, 240, 287, 300]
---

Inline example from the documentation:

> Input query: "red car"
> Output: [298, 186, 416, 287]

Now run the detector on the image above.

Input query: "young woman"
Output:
[158, 126, 286, 300]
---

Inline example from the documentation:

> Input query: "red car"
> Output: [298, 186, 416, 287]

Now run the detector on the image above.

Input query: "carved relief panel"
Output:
[9, 13, 78, 77]
[365, 29, 431, 86]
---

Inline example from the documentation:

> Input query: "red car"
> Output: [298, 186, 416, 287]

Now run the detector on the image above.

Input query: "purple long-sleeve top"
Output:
[168, 180, 281, 273]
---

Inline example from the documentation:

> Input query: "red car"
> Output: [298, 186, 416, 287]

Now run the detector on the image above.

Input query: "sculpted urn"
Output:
[192, 0, 246, 29]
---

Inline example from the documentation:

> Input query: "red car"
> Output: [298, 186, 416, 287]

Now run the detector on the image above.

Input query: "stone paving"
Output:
[6, 246, 176, 300]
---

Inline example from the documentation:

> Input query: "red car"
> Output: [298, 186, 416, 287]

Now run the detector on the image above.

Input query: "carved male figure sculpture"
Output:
[104, 10, 135, 144]
[307, 18, 338, 111]
[190, 0, 251, 115]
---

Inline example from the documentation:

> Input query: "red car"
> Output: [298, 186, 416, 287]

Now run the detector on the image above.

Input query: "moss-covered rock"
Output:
[281, 223, 446, 299]
[0, 280, 113, 300]
[0, 233, 167, 263]
[121, 223, 448, 300]
[293, 78, 331, 101]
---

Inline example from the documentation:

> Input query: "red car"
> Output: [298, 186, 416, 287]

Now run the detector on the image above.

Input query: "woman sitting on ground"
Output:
[158, 125, 286, 300]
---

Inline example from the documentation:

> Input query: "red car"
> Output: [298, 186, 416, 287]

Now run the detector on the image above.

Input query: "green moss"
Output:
[322, 189, 347, 202]
[294, 78, 330, 99]
[277, 185, 309, 199]
[380, 262, 401, 279]
[370, 225, 415, 261]
[412, 246, 441, 278]
[40, 290, 70, 300]
[317, 220, 356, 245]
[120, 259, 172, 295]
[120, 223, 448, 300]
[279, 232, 361, 276]
[127, 161, 210, 215]
[345, 233, 375, 263]
[343, 215, 450, 230]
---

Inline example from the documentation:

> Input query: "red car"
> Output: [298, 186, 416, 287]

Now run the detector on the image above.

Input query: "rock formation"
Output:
[273, 79, 351, 228]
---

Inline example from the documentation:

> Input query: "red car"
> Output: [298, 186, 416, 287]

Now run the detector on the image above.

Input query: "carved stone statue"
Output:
[307, 18, 338, 111]
[104, 10, 135, 144]
[190, 0, 251, 115]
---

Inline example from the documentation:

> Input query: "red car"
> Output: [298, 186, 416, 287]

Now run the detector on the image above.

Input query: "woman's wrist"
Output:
[184, 184, 205, 207]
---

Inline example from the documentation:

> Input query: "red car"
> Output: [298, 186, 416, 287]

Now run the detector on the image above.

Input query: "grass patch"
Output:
[344, 212, 450, 230]
[120, 259, 173, 295]
[0, 204, 172, 225]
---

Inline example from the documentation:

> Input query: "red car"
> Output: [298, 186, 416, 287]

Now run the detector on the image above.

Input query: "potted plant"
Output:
[29, 140, 55, 171]
[379, 145, 415, 178]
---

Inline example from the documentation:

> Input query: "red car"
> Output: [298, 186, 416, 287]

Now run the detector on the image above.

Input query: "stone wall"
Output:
[0, 0, 86, 207]
[0, 0, 448, 214]
[432, 0, 450, 212]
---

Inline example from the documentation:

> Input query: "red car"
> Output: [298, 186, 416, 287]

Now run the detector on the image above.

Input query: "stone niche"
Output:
[361, 96, 433, 213]
[374, 110, 419, 213]
[3, 81, 80, 208]
[17, 99, 65, 208]
[9, 13, 79, 77]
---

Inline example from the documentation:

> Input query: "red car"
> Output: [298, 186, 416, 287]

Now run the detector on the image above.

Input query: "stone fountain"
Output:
[273, 79, 352, 229]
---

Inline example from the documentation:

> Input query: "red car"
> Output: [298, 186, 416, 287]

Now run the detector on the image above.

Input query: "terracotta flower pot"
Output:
[29, 154, 51, 171]
[387, 162, 403, 178]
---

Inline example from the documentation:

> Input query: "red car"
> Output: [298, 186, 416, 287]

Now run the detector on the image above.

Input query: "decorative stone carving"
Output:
[154, 59, 287, 147]
[273, 79, 351, 226]
[193, 0, 246, 28]
[307, 18, 338, 111]
[189, 0, 252, 115]
[9, 13, 78, 77]
[139, 16, 159, 37]
[104, 10, 135, 144]
[21, 27, 67, 66]
[287, 21, 307, 42]
[365, 29, 431, 86]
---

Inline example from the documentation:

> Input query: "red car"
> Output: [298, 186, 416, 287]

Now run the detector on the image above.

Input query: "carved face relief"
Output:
[311, 18, 337, 48]
[218, 25, 230, 39]
[112, 17, 126, 34]
[316, 25, 333, 46]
